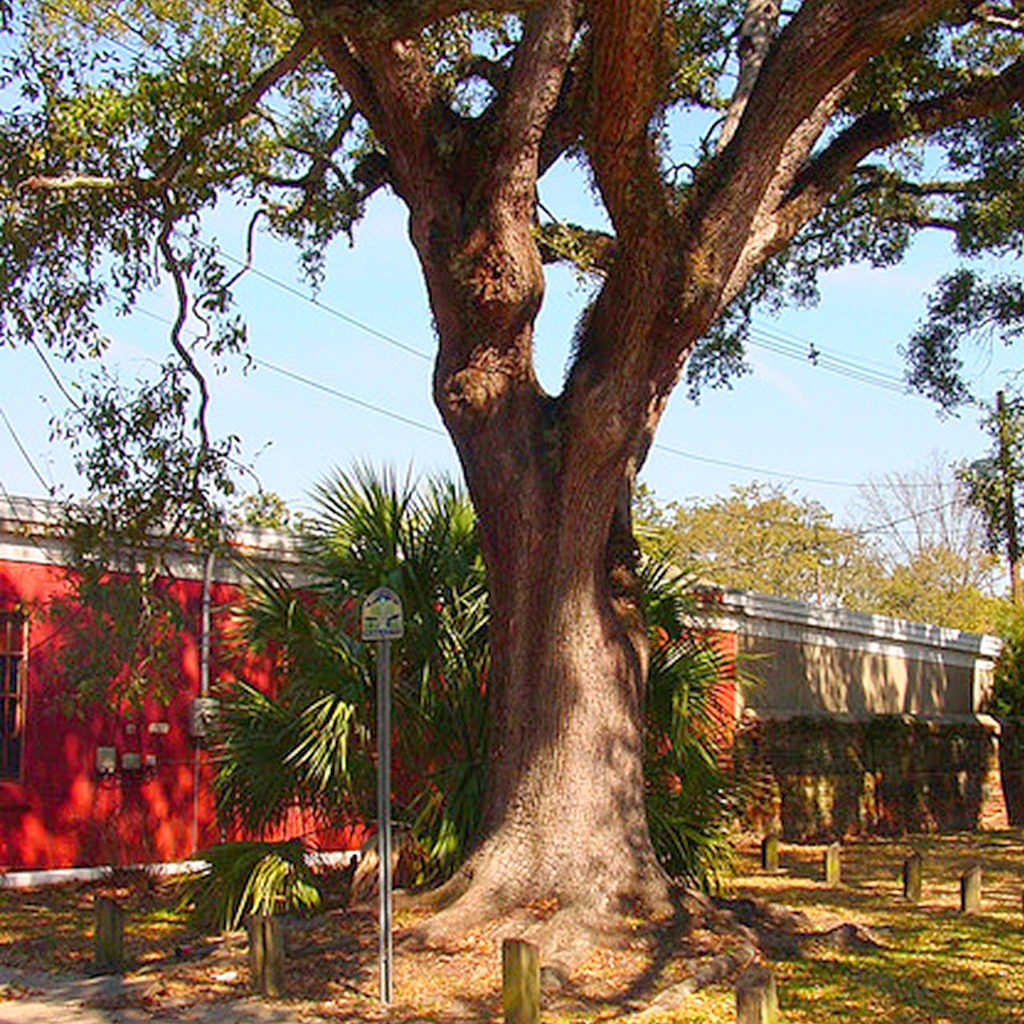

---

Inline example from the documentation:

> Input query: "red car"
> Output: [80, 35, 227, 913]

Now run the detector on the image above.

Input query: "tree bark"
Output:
[449, 444, 669, 926]
[411, 221, 670, 934]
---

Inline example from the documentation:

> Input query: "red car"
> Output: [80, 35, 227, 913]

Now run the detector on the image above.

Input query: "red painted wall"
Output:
[0, 555, 355, 871]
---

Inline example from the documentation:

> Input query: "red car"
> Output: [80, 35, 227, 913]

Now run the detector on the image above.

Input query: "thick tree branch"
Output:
[317, 35, 386, 131]
[718, 0, 781, 152]
[717, 0, 954, 209]
[20, 173, 125, 193]
[486, 0, 576, 211]
[689, 0, 961, 320]
[584, 0, 672, 243]
[538, 40, 589, 176]
[777, 57, 1024, 238]
[321, 33, 447, 207]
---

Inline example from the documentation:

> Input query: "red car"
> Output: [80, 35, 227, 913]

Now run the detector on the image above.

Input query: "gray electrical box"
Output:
[96, 746, 117, 775]
[189, 697, 219, 739]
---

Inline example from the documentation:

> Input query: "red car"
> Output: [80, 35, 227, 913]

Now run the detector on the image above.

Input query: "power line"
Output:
[752, 319, 906, 376]
[252, 357, 445, 437]
[127, 302, 947, 497]
[0, 408, 54, 496]
[195, 237, 433, 364]
[650, 442, 867, 488]
[747, 325, 908, 394]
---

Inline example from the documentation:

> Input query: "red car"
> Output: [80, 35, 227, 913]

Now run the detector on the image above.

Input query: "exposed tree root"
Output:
[375, 880, 884, 1017]
[715, 897, 887, 958]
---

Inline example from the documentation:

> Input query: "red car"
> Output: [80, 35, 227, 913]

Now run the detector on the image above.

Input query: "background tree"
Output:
[858, 454, 1004, 630]
[5, 1, 1024, 941]
[636, 481, 878, 607]
[639, 466, 1005, 632]
[958, 390, 1024, 605]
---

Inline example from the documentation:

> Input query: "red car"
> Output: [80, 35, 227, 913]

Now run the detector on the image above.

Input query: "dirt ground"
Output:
[0, 869, 746, 1023]
[0, 831, 1021, 1023]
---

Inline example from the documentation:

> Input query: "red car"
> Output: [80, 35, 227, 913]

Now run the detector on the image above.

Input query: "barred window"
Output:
[0, 613, 25, 779]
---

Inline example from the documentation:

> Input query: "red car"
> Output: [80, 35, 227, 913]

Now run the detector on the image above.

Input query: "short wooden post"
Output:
[760, 834, 780, 873]
[960, 863, 982, 915]
[502, 938, 540, 1024]
[93, 897, 124, 973]
[824, 842, 841, 886]
[247, 915, 285, 996]
[736, 964, 778, 1024]
[902, 852, 923, 904]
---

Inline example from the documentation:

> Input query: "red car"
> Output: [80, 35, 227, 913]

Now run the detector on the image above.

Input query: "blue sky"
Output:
[1, 157, 1019, 529]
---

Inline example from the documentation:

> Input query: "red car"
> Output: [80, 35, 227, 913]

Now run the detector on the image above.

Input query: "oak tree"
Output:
[4, 0, 1024, 944]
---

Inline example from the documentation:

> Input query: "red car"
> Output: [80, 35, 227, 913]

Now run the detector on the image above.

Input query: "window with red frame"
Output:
[0, 612, 25, 779]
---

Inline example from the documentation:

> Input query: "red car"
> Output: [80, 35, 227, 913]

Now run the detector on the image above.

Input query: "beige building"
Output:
[713, 589, 1002, 722]
[708, 590, 1011, 838]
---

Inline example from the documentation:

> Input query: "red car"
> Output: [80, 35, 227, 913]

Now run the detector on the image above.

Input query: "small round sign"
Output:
[361, 587, 404, 641]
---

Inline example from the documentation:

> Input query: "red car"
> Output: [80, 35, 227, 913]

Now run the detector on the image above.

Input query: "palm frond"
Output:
[181, 839, 321, 932]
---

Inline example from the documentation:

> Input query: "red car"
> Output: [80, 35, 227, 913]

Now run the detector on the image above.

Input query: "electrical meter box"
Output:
[96, 747, 117, 775]
[189, 697, 219, 739]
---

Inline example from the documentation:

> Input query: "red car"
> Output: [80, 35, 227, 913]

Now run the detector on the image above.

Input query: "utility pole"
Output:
[996, 390, 1022, 605]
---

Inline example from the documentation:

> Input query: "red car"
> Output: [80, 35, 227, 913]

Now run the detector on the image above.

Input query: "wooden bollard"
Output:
[93, 896, 124, 973]
[761, 834, 780, 873]
[736, 964, 778, 1024]
[247, 915, 285, 996]
[960, 863, 982, 915]
[824, 842, 841, 886]
[502, 938, 540, 1024]
[902, 852, 923, 904]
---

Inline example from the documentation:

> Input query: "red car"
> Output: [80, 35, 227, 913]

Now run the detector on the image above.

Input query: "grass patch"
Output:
[726, 830, 1024, 1024]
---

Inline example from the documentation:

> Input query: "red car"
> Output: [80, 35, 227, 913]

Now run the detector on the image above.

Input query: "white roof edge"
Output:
[0, 493, 307, 575]
[707, 586, 1003, 660]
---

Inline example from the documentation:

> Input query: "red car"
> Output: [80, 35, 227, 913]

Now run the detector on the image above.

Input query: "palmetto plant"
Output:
[200, 466, 740, 928]
[641, 558, 744, 891]
[181, 839, 322, 932]
[205, 467, 489, 926]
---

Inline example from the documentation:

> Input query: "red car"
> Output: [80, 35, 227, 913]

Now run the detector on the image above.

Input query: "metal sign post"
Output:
[361, 587, 404, 1006]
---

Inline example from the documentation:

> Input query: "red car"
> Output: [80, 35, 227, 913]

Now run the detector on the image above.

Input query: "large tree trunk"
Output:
[414, 226, 672, 939]
[444, 451, 670, 930]
[415, 452, 673, 950]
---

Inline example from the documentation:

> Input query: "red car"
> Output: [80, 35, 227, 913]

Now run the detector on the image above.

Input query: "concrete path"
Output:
[0, 966, 308, 1023]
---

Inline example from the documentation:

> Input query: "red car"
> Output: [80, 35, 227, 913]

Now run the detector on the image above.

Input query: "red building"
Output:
[0, 494, 321, 873]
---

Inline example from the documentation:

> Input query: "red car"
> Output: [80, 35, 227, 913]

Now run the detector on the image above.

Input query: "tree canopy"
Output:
[3, 1, 1024, 482]
[636, 481, 879, 607]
